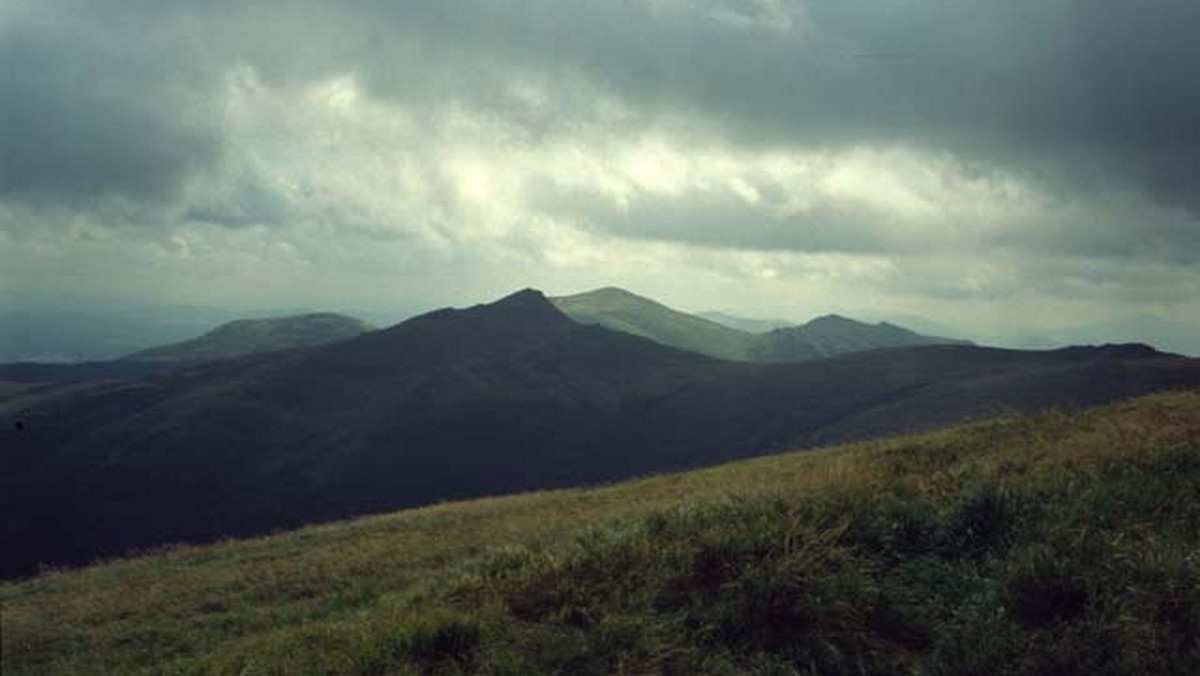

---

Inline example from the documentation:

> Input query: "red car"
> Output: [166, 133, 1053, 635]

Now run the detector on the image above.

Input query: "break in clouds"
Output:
[1, 0, 1198, 338]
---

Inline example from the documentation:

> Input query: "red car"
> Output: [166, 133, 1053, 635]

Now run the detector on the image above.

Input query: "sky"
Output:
[2, 0, 1198, 344]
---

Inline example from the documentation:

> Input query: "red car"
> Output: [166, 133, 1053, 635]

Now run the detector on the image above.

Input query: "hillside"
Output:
[552, 287, 970, 362]
[121, 312, 374, 363]
[3, 289, 1199, 579]
[3, 391, 1198, 675]
[759, 314, 974, 361]
[551, 287, 760, 360]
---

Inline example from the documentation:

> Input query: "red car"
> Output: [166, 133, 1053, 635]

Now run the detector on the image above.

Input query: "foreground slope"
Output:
[3, 290, 1200, 579]
[3, 391, 1198, 675]
[552, 287, 970, 361]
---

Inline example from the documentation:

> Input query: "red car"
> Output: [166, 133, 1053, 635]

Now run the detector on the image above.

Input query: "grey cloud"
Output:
[986, 202, 1200, 267]
[534, 181, 917, 254]
[183, 173, 294, 229]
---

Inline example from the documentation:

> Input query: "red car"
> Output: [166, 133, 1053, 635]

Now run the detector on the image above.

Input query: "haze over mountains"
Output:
[4, 289, 1199, 579]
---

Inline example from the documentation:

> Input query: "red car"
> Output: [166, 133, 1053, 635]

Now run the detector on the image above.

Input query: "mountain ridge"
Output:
[552, 287, 971, 362]
[3, 289, 1199, 579]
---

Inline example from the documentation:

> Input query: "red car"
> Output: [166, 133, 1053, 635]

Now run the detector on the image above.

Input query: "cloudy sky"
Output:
[2, 0, 1198, 342]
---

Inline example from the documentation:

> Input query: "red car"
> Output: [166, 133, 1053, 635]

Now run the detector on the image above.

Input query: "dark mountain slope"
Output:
[121, 312, 374, 363]
[2, 290, 1198, 578]
[0, 359, 179, 384]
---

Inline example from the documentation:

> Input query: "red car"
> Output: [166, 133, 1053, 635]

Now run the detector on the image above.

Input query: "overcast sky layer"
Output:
[2, 0, 1198, 343]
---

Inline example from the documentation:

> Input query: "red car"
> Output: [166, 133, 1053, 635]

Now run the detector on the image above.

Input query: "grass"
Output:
[3, 390, 1200, 674]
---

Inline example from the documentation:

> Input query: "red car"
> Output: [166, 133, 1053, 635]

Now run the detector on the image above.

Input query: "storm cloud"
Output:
[1, 0, 1197, 344]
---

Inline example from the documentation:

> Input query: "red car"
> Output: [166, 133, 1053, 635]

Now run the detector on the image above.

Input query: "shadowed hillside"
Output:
[3, 391, 1198, 675]
[2, 290, 1199, 579]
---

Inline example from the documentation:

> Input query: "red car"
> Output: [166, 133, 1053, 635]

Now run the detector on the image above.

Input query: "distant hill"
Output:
[3, 289, 1198, 578]
[999, 316, 1200, 358]
[121, 313, 374, 363]
[3, 391, 1199, 674]
[757, 313, 973, 361]
[551, 287, 760, 360]
[553, 287, 970, 361]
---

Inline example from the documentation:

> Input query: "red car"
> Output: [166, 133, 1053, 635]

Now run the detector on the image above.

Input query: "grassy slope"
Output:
[3, 391, 1199, 675]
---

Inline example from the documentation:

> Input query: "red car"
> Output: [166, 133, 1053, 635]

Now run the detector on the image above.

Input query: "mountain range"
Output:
[3, 289, 1199, 578]
[552, 287, 971, 362]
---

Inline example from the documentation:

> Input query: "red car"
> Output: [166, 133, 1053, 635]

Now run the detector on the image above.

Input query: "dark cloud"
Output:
[0, 4, 223, 205]
[986, 202, 1200, 267]
[182, 172, 293, 229]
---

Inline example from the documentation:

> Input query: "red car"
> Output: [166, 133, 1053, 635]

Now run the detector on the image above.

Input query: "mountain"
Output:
[2, 289, 1199, 578]
[696, 309, 795, 333]
[121, 312, 374, 363]
[550, 286, 760, 360]
[757, 313, 973, 361]
[4, 391, 1198, 674]
[0, 360, 180, 385]
[553, 287, 971, 361]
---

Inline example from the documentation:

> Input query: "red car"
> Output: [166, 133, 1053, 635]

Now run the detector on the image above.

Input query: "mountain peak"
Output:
[469, 288, 568, 324]
[804, 314, 862, 327]
[494, 287, 546, 302]
[561, 287, 652, 304]
[350, 288, 574, 366]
